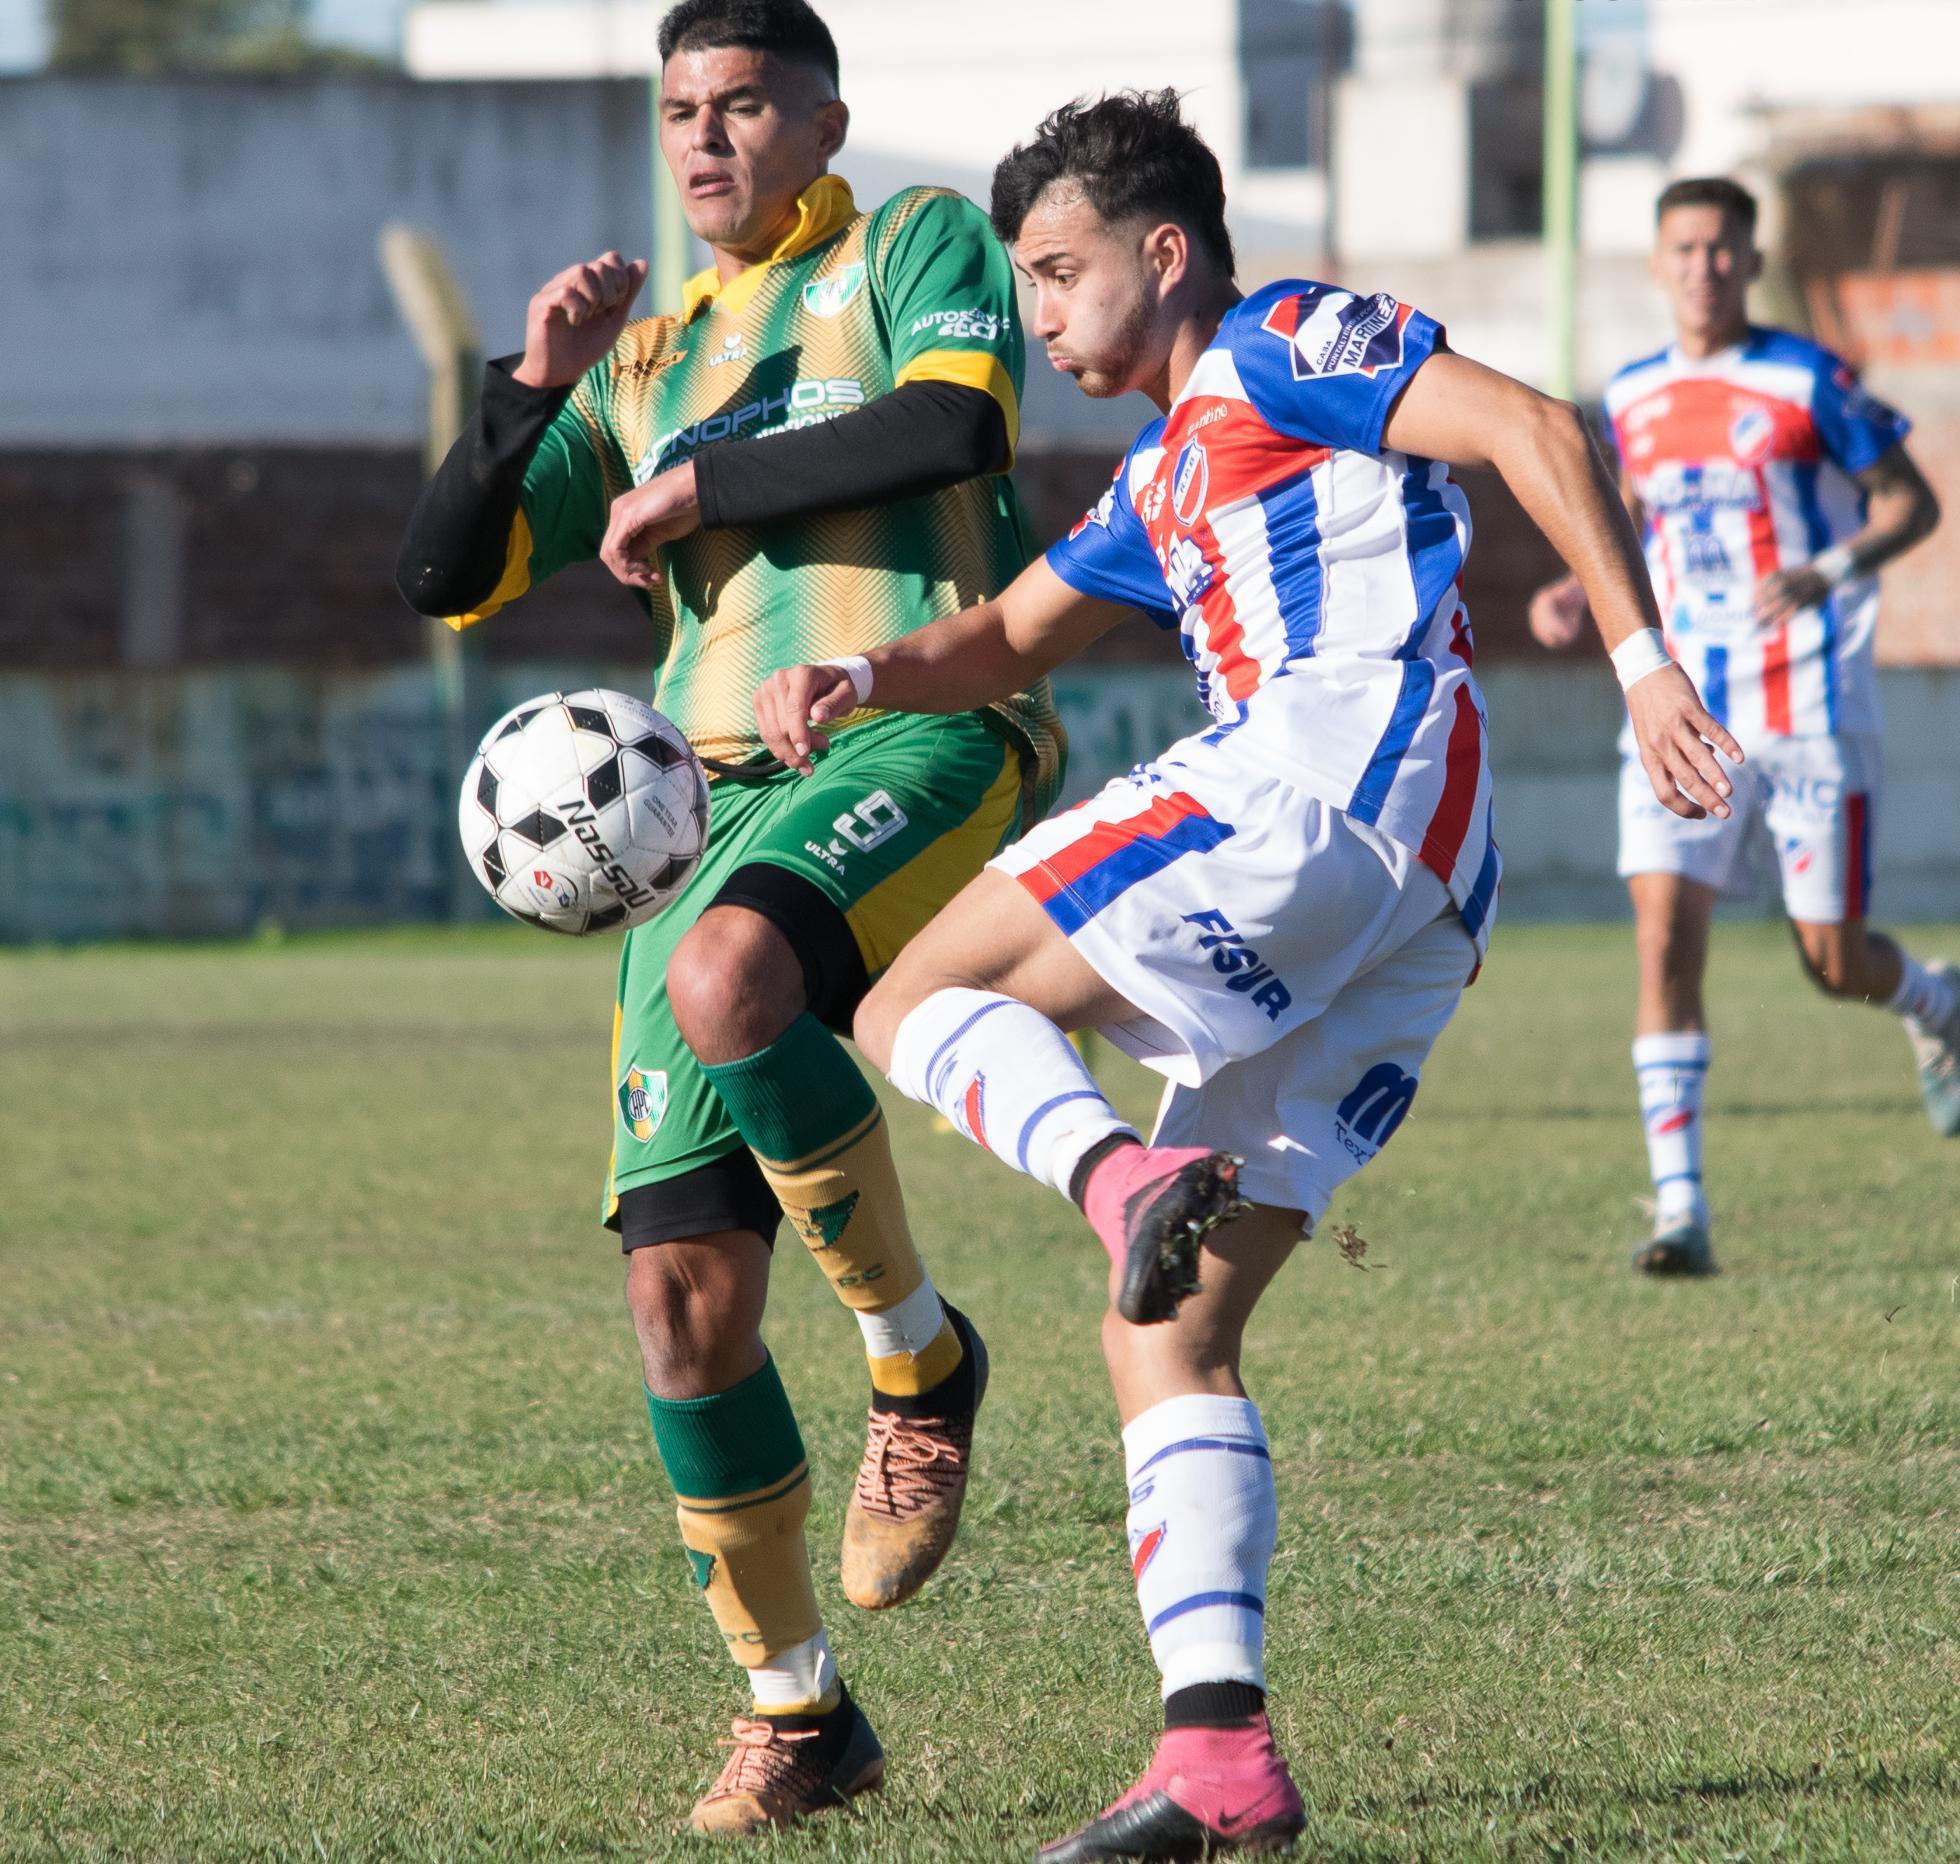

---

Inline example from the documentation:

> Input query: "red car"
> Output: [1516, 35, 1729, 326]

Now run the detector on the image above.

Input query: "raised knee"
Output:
[666, 928, 745, 1048]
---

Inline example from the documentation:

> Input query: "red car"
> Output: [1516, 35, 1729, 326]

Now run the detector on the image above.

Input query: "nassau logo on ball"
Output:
[618, 1063, 668, 1142]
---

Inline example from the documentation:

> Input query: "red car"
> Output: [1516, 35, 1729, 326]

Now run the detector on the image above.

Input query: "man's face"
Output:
[1651, 203, 1760, 345]
[1013, 186, 1166, 400]
[658, 46, 847, 255]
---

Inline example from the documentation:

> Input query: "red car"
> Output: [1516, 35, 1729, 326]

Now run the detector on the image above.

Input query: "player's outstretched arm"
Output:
[1753, 440, 1941, 627]
[1383, 350, 1741, 820]
[753, 559, 1130, 775]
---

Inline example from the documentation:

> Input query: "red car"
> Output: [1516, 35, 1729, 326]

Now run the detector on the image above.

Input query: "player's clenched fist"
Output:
[512, 252, 649, 390]
[754, 663, 861, 776]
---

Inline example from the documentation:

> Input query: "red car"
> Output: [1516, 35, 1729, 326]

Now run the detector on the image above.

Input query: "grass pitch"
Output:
[3, 920, 1958, 1862]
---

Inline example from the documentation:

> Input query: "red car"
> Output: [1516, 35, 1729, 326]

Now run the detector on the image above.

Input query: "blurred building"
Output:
[5, 2, 1960, 935]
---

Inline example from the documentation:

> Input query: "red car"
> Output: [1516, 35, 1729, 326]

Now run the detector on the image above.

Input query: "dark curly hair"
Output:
[656, 0, 838, 88]
[990, 89, 1236, 277]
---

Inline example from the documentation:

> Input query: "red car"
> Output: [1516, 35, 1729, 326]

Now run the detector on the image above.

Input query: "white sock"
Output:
[747, 1629, 836, 1712]
[1887, 951, 1956, 1033]
[887, 987, 1137, 1198]
[1123, 1394, 1276, 1697]
[1632, 1032, 1709, 1223]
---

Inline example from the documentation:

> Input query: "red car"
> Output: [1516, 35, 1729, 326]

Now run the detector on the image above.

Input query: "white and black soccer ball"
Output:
[459, 688, 709, 936]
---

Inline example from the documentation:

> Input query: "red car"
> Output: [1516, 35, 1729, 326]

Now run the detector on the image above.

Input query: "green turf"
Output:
[3, 921, 1957, 1861]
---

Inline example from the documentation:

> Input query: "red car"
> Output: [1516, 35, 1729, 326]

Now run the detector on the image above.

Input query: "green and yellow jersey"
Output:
[451, 175, 1064, 815]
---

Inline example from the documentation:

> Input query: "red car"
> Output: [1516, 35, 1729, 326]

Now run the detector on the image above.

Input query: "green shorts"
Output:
[605, 708, 1026, 1229]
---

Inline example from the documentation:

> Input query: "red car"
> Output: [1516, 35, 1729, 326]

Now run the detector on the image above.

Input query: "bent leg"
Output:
[671, 901, 966, 1400]
[1790, 916, 1903, 1004]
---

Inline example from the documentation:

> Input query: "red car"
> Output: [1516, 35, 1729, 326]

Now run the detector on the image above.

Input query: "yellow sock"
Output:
[701, 1014, 965, 1399]
[644, 1358, 822, 1672]
[760, 1106, 963, 1397]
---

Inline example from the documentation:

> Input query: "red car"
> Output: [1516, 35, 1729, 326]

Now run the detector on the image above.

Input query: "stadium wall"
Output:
[10, 663, 1960, 942]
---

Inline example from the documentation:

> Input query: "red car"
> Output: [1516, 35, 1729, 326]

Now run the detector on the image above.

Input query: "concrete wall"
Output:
[9, 664, 1960, 941]
[0, 76, 653, 445]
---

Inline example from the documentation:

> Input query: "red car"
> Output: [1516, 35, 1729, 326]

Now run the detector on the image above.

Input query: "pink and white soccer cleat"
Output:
[1082, 1143, 1249, 1325]
[1036, 1718, 1306, 1861]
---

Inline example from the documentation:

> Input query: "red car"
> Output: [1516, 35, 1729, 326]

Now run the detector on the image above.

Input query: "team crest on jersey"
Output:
[618, 1063, 668, 1142]
[803, 264, 866, 318]
[1728, 403, 1776, 465]
[1262, 286, 1406, 381]
[1171, 441, 1209, 527]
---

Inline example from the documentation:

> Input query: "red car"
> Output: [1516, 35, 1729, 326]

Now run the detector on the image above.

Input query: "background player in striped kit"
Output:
[754, 92, 1736, 1863]
[1531, 177, 1947, 1278]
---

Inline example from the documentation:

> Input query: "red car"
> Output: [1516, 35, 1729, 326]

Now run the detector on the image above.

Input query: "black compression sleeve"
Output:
[395, 355, 571, 617]
[692, 379, 1007, 531]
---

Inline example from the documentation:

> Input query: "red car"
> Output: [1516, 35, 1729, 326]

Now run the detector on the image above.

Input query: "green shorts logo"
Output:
[618, 1063, 668, 1142]
[803, 264, 865, 318]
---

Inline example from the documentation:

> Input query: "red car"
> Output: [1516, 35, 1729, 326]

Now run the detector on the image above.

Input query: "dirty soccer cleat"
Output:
[1083, 1143, 1249, 1325]
[841, 1305, 989, 1610]
[1907, 959, 1960, 1137]
[688, 1686, 885, 1835]
[1632, 1210, 1718, 1278]
[1036, 1718, 1306, 1862]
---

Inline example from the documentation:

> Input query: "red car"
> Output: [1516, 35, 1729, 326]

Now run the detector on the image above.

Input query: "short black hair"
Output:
[990, 89, 1236, 277]
[1656, 175, 1758, 236]
[656, 0, 839, 89]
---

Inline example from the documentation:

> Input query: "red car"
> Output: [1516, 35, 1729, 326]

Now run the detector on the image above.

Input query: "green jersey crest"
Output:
[802, 263, 865, 318]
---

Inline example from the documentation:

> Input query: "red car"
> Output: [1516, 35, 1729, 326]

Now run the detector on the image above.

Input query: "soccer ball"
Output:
[459, 688, 709, 936]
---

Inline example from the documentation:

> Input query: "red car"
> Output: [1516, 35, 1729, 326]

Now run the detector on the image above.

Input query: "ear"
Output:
[815, 98, 849, 161]
[1746, 243, 1765, 284]
[1142, 221, 1190, 299]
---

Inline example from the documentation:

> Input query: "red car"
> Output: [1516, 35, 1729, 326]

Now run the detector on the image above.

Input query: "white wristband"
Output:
[829, 655, 874, 706]
[1811, 544, 1858, 588]
[1610, 628, 1673, 692]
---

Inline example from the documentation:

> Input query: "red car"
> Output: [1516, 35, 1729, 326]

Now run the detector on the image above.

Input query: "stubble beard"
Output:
[1064, 281, 1156, 400]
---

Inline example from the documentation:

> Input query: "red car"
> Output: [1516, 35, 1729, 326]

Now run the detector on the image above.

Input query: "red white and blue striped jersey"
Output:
[1045, 280, 1499, 945]
[1604, 328, 1909, 743]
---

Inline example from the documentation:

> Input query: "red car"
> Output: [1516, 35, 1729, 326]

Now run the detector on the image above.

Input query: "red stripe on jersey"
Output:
[1017, 791, 1213, 904]
[1194, 543, 1264, 703]
[1745, 470, 1781, 582]
[1845, 792, 1870, 920]
[1446, 580, 1472, 666]
[1761, 624, 1792, 734]
[1418, 682, 1483, 886]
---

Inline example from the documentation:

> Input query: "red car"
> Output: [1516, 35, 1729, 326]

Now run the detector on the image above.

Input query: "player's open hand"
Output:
[1528, 572, 1589, 650]
[1626, 662, 1743, 820]
[601, 463, 701, 590]
[754, 664, 861, 776]
[1753, 564, 1832, 629]
[513, 252, 649, 390]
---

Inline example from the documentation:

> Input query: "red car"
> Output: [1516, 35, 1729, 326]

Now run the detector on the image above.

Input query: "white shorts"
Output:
[1617, 731, 1879, 924]
[989, 730, 1477, 1223]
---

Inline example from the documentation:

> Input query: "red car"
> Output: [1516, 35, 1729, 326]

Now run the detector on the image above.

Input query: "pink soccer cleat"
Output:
[1036, 1718, 1306, 1861]
[1083, 1143, 1249, 1325]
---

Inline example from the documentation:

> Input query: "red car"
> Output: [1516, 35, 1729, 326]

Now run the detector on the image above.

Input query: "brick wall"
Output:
[1, 442, 1586, 673]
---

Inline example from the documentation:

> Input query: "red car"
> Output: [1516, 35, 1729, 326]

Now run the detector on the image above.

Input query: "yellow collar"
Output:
[681, 174, 859, 323]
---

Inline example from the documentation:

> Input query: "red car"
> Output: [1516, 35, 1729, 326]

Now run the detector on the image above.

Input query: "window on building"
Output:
[1241, 0, 1352, 170]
